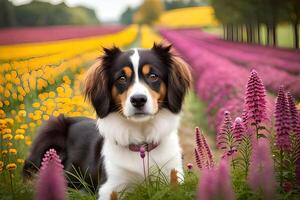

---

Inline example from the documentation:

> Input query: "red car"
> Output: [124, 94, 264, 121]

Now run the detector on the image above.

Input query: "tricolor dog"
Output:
[23, 43, 192, 199]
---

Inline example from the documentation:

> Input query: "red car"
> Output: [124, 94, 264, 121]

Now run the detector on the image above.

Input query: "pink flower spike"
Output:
[248, 139, 275, 200]
[194, 127, 214, 170]
[286, 92, 300, 135]
[232, 117, 244, 145]
[36, 149, 67, 200]
[275, 87, 291, 150]
[217, 111, 233, 150]
[197, 159, 235, 200]
[243, 70, 267, 131]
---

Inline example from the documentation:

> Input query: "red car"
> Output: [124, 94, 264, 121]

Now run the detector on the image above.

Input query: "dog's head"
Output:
[85, 43, 192, 122]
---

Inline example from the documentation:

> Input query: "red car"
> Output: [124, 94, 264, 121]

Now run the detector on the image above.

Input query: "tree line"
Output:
[0, 0, 99, 27]
[211, 0, 300, 48]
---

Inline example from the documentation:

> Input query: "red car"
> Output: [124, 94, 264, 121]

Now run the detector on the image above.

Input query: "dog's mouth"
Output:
[126, 111, 154, 122]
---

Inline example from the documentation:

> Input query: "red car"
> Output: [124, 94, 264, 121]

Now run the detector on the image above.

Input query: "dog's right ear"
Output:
[84, 47, 121, 118]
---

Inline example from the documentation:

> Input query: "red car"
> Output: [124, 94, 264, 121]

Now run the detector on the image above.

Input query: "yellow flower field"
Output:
[157, 6, 218, 28]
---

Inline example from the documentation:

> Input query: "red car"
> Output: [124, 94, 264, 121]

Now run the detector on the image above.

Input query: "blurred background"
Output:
[1, 0, 299, 48]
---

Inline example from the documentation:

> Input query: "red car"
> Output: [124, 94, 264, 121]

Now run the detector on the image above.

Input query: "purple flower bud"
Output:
[139, 146, 145, 159]
[187, 163, 193, 171]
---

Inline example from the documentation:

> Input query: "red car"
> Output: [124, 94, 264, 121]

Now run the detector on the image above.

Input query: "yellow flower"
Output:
[25, 140, 32, 146]
[18, 110, 26, 117]
[32, 102, 40, 108]
[20, 124, 28, 129]
[2, 128, 12, 134]
[2, 150, 8, 155]
[53, 111, 60, 117]
[8, 149, 17, 155]
[16, 129, 25, 134]
[0, 110, 5, 118]
[3, 134, 13, 140]
[4, 100, 10, 106]
[6, 163, 17, 171]
[0, 161, 3, 167]
[29, 122, 35, 128]
[10, 110, 16, 116]
[19, 104, 25, 109]
[0, 101, 3, 107]
[43, 115, 49, 120]
[17, 159, 24, 164]
[5, 118, 14, 126]
[7, 142, 13, 147]
[49, 91, 56, 98]
[14, 134, 24, 140]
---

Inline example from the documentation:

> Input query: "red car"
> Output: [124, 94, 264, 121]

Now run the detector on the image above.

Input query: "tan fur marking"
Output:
[111, 85, 134, 114]
[142, 64, 151, 75]
[123, 66, 132, 78]
[142, 82, 166, 113]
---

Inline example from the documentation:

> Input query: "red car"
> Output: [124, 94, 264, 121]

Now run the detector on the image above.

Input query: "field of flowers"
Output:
[156, 6, 218, 28]
[0, 25, 124, 45]
[1, 25, 300, 200]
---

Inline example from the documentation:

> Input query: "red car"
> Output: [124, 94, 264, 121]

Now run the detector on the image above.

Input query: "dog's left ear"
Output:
[152, 43, 192, 113]
[168, 55, 192, 113]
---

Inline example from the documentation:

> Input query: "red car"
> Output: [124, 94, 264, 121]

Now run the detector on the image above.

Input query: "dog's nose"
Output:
[130, 94, 147, 108]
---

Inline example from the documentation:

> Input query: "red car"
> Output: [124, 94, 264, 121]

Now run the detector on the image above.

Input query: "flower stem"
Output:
[142, 158, 146, 180]
[147, 151, 150, 176]
[279, 148, 283, 188]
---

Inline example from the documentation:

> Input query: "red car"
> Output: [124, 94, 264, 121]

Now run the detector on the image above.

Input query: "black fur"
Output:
[23, 115, 106, 191]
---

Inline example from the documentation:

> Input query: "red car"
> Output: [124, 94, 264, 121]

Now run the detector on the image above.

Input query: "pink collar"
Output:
[128, 143, 159, 152]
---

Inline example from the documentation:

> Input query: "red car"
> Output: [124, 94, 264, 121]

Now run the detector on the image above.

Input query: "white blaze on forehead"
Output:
[130, 48, 140, 82]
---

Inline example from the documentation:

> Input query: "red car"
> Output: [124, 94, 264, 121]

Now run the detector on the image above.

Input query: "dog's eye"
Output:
[117, 75, 127, 84]
[148, 73, 159, 82]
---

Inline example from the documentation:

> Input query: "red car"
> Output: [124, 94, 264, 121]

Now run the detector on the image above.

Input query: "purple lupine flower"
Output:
[194, 149, 202, 169]
[232, 117, 244, 145]
[217, 112, 242, 158]
[243, 70, 267, 132]
[201, 132, 214, 168]
[248, 139, 275, 200]
[275, 87, 291, 150]
[36, 149, 67, 200]
[217, 111, 233, 150]
[197, 159, 235, 200]
[287, 92, 300, 135]
[194, 127, 214, 169]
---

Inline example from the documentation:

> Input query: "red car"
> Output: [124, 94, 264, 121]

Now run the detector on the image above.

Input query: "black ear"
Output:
[84, 60, 111, 118]
[167, 56, 192, 113]
[102, 46, 121, 63]
[151, 43, 172, 61]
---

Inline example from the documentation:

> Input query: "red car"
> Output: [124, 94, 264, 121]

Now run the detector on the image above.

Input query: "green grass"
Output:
[122, 172, 198, 200]
[182, 91, 214, 135]
[203, 24, 300, 49]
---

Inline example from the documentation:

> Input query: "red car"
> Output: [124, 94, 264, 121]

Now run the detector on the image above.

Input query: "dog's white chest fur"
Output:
[96, 109, 184, 200]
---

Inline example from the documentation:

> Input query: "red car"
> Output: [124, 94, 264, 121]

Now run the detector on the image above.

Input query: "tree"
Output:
[285, 0, 300, 48]
[133, 0, 164, 25]
[0, 0, 16, 27]
[120, 7, 136, 24]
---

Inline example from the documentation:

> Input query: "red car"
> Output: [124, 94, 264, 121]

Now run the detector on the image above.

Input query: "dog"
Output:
[23, 43, 192, 199]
